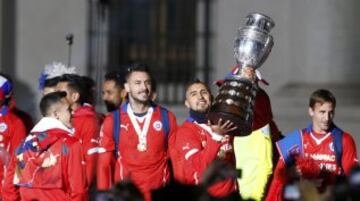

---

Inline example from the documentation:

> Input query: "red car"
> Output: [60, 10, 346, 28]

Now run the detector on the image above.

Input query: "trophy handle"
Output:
[257, 35, 274, 68]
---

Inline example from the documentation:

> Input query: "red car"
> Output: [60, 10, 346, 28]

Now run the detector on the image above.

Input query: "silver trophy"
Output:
[209, 13, 275, 136]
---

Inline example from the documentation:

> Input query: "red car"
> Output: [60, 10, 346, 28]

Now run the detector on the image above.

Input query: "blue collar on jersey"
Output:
[186, 109, 207, 124]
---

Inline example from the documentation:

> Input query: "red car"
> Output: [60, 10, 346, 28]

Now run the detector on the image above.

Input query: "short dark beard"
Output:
[104, 101, 119, 112]
[129, 92, 151, 106]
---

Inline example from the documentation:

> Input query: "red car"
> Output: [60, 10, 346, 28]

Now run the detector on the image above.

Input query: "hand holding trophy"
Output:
[208, 13, 275, 136]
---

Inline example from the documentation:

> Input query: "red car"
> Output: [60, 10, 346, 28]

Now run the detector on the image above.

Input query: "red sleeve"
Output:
[166, 111, 178, 154]
[174, 124, 222, 184]
[68, 142, 87, 201]
[0, 116, 26, 201]
[2, 155, 20, 201]
[9, 117, 27, 155]
[98, 115, 115, 152]
[253, 88, 273, 130]
[81, 116, 100, 186]
[266, 159, 286, 201]
[97, 115, 116, 190]
[97, 152, 115, 190]
[342, 132, 358, 175]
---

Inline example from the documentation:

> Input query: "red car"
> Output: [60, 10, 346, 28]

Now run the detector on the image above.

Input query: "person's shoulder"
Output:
[103, 111, 117, 121]
[341, 131, 356, 142]
[62, 135, 81, 148]
[154, 104, 177, 119]
[4, 110, 22, 120]
[177, 121, 198, 133]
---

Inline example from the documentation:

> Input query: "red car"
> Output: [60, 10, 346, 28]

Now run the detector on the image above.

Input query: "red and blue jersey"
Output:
[266, 125, 358, 201]
[97, 103, 177, 201]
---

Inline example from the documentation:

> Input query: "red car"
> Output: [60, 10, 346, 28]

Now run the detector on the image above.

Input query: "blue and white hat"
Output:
[0, 75, 12, 100]
[38, 61, 77, 90]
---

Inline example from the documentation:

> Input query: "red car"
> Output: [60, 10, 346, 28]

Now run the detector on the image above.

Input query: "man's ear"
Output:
[124, 83, 130, 93]
[70, 92, 80, 104]
[53, 110, 60, 120]
[185, 99, 190, 109]
[308, 107, 314, 117]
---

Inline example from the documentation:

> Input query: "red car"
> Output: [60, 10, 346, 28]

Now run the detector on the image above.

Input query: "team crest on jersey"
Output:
[329, 142, 335, 152]
[153, 121, 163, 131]
[0, 123, 7, 132]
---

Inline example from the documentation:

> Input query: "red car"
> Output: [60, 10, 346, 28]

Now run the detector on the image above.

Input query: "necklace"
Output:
[127, 104, 153, 152]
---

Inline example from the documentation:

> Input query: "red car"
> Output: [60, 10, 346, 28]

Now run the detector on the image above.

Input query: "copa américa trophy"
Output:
[208, 13, 275, 136]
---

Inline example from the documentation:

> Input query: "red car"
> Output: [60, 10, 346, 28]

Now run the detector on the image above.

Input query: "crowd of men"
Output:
[0, 62, 358, 201]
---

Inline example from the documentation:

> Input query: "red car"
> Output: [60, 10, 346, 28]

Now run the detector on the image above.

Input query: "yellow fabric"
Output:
[234, 124, 273, 201]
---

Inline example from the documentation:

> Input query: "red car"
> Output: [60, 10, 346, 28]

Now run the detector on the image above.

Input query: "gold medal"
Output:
[137, 143, 147, 152]
[127, 104, 153, 153]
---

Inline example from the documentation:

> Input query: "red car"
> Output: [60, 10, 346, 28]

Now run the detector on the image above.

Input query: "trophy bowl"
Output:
[209, 13, 275, 136]
[208, 78, 258, 136]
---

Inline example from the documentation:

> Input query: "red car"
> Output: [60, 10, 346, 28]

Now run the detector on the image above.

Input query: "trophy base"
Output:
[208, 111, 252, 137]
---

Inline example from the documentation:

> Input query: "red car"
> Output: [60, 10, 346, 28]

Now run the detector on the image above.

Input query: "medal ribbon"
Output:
[127, 104, 154, 151]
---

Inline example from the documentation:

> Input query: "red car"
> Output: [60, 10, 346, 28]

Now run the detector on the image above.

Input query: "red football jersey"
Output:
[171, 120, 238, 198]
[0, 106, 27, 199]
[97, 104, 177, 201]
[266, 128, 358, 201]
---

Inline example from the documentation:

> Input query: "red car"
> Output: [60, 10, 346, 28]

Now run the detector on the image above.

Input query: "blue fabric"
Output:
[277, 129, 303, 166]
[0, 78, 12, 97]
[186, 116, 195, 123]
[38, 72, 48, 90]
[113, 109, 120, 158]
[16, 138, 38, 155]
[160, 107, 170, 148]
[0, 106, 9, 116]
[331, 126, 344, 173]
[188, 109, 207, 124]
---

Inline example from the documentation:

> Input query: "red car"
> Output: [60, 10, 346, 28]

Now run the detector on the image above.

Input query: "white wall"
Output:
[209, 0, 360, 154]
[14, 0, 87, 120]
[211, 0, 360, 93]
[211, 0, 291, 92]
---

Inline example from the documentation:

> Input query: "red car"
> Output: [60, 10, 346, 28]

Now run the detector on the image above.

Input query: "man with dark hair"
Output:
[38, 62, 77, 95]
[170, 79, 239, 198]
[82, 76, 97, 105]
[2, 91, 87, 201]
[56, 74, 100, 187]
[266, 89, 358, 201]
[102, 71, 125, 112]
[57, 74, 87, 105]
[97, 63, 177, 201]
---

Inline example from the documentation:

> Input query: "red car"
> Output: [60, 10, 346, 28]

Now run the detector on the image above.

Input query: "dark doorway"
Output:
[88, 0, 211, 104]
